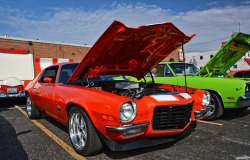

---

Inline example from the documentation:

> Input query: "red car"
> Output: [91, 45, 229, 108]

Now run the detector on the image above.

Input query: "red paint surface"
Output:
[35, 58, 42, 74]
[1, 85, 23, 94]
[244, 58, 250, 65]
[0, 48, 28, 54]
[69, 20, 194, 82]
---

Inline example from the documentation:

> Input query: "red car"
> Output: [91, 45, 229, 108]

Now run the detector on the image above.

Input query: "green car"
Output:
[130, 32, 250, 120]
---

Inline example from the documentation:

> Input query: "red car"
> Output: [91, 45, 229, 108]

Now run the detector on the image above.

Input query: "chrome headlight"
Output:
[119, 101, 137, 123]
[246, 83, 250, 94]
[202, 92, 211, 106]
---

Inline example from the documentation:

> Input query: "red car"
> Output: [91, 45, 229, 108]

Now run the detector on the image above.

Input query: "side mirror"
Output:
[43, 77, 53, 83]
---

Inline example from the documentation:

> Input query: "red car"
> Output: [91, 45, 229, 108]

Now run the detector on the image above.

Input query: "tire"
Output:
[68, 107, 103, 156]
[26, 94, 42, 119]
[204, 92, 223, 121]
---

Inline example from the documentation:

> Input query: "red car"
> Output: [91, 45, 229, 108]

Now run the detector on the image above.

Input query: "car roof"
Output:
[44, 62, 80, 69]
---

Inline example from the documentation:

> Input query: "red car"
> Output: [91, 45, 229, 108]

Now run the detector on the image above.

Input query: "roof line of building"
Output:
[186, 50, 218, 53]
[0, 36, 92, 48]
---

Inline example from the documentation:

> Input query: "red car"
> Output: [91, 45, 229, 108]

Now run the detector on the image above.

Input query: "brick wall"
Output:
[0, 37, 91, 76]
[162, 50, 180, 62]
[0, 38, 90, 61]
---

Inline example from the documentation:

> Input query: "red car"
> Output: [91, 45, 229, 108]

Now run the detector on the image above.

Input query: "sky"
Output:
[0, 0, 250, 52]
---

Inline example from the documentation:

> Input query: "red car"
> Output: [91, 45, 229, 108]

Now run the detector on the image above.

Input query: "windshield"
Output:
[168, 63, 199, 76]
[59, 63, 131, 86]
[234, 71, 250, 78]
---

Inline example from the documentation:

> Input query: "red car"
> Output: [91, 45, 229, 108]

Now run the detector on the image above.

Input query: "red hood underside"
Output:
[68, 20, 194, 81]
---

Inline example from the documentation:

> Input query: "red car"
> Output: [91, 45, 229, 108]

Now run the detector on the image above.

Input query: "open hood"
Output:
[68, 20, 194, 82]
[197, 32, 250, 76]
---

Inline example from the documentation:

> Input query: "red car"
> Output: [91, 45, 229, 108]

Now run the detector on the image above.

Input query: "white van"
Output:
[0, 49, 34, 98]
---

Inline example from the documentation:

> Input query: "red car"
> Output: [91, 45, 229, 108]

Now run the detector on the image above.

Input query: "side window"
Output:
[165, 65, 174, 77]
[39, 66, 59, 83]
[234, 72, 243, 78]
[245, 71, 250, 78]
[58, 63, 79, 83]
[154, 64, 165, 77]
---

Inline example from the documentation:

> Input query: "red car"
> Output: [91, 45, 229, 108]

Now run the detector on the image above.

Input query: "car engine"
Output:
[92, 81, 172, 100]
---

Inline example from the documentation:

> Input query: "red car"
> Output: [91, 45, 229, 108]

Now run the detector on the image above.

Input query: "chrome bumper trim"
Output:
[239, 95, 250, 108]
[106, 122, 150, 132]
[194, 108, 211, 114]
[0, 90, 25, 98]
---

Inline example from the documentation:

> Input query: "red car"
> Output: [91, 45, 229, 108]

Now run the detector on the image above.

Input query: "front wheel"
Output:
[204, 92, 223, 121]
[68, 107, 103, 156]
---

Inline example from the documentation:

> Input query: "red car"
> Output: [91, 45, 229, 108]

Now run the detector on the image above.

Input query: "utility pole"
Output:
[239, 22, 241, 32]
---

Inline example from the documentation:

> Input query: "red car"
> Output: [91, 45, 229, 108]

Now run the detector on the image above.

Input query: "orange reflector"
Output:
[102, 115, 113, 121]
[227, 97, 234, 100]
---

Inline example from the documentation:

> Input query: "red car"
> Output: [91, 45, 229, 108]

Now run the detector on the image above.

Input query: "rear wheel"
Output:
[68, 107, 103, 156]
[204, 92, 223, 121]
[26, 94, 42, 119]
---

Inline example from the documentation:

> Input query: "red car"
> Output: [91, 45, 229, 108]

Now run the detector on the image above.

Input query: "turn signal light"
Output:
[102, 115, 113, 121]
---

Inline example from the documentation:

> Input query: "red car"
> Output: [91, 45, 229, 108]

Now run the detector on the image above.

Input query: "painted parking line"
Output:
[197, 120, 223, 126]
[0, 106, 26, 110]
[15, 105, 86, 160]
[12, 106, 26, 109]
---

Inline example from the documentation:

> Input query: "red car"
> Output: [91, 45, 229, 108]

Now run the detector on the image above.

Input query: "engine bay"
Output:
[91, 81, 176, 100]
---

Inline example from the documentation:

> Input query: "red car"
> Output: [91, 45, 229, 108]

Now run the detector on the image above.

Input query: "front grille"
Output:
[152, 102, 193, 131]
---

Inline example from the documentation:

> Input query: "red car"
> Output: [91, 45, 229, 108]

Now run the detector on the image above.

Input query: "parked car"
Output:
[131, 32, 250, 120]
[228, 69, 250, 78]
[25, 21, 210, 156]
[0, 48, 34, 99]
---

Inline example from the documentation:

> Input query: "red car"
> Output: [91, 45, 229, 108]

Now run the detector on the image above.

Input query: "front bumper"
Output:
[0, 90, 25, 98]
[106, 122, 150, 131]
[239, 95, 250, 107]
[194, 108, 211, 119]
[99, 122, 197, 151]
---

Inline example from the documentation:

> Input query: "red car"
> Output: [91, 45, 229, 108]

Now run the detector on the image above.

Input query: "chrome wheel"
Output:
[69, 111, 87, 150]
[205, 97, 215, 117]
[26, 96, 32, 116]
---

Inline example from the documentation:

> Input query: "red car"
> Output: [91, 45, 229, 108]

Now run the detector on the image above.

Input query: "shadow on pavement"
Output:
[220, 108, 250, 120]
[0, 98, 26, 108]
[95, 128, 194, 159]
[0, 98, 28, 160]
[42, 115, 68, 133]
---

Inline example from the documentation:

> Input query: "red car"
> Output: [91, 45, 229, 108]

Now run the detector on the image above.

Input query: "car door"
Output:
[32, 66, 59, 118]
[53, 63, 79, 122]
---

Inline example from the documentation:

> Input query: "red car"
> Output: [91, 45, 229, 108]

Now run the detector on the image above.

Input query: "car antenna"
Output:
[182, 42, 188, 93]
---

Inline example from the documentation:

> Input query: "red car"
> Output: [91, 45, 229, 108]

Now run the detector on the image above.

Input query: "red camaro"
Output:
[25, 21, 211, 156]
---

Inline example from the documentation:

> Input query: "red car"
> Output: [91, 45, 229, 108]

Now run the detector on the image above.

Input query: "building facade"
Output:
[0, 36, 91, 76]
[185, 50, 250, 71]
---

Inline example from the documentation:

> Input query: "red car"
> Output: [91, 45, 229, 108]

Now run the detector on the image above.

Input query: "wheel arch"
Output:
[66, 103, 96, 125]
[25, 90, 29, 97]
[203, 89, 224, 109]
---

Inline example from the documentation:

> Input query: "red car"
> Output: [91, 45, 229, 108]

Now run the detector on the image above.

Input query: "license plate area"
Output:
[7, 88, 17, 94]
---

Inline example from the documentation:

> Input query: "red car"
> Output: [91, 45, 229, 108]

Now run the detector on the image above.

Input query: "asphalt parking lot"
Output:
[0, 99, 249, 160]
